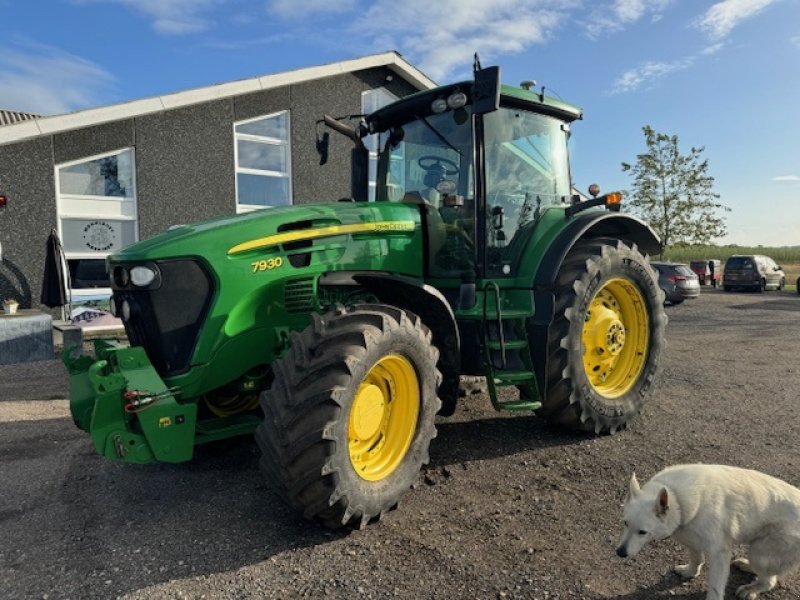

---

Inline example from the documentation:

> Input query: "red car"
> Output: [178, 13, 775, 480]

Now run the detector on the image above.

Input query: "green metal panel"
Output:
[111, 201, 424, 398]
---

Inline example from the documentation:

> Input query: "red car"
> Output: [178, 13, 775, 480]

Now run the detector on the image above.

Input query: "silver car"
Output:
[650, 261, 701, 305]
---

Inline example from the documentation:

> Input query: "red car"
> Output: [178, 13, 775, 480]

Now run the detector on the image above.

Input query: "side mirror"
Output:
[472, 66, 501, 115]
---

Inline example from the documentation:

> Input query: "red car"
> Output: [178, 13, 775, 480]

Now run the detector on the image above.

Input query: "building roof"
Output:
[0, 51, 435, 146]
[0, 109, 42, 127]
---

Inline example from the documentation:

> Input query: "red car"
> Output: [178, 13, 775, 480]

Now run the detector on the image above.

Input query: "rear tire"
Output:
[256, 304, 441, 529]
[536, 239, 667, 434]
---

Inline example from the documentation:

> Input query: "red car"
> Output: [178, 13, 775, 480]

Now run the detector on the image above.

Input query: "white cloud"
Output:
[357, 0, 578, 81]
[610, 57, 693, 93]
[585, 0, 673, 38]
[270, 0, 356, 18]
[792, 34, 800, 48]
[0, 42, 114, 114]
[701, 42, 726, 55]
[697, 0, 777, 40]
[773, 175, 800, 182]
[76, 0, 225, 35]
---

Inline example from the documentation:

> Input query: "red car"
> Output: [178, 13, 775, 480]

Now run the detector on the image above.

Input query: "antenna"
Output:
[473, 52, 482, 72]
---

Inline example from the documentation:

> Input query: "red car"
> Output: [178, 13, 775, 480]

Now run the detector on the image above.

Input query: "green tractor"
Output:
[66, 65, 666, 528]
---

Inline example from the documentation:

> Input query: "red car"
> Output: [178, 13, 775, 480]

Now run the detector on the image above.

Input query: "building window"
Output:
[56, 148, 138, 296]
[234, 111, 292, 212]
[362, 88, 399, 201]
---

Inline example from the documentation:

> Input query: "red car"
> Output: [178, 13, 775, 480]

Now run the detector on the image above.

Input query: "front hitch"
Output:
[63, 342, 197, 464]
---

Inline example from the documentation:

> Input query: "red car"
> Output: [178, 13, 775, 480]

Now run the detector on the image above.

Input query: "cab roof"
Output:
[366, 79, 582, 133]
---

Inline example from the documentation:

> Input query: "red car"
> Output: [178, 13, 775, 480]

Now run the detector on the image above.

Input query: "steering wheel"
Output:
[418, 155, 459, 176]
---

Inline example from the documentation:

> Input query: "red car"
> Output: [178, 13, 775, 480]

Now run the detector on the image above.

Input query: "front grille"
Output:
[284, 278, 315, 314]
[114, 259, 214, 376]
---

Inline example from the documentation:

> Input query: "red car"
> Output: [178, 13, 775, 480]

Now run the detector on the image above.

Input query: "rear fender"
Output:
[529, 212, 661, 394]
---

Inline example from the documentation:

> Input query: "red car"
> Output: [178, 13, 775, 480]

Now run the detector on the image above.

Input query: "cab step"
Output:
[496, 399, 542, 412]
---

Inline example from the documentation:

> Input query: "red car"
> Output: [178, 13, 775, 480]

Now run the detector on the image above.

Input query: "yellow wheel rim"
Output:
[348, 355, 420, 481]
[582, 278, 649, 398]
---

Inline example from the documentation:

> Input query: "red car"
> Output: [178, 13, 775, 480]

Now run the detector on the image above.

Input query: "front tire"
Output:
[536, 239, 667, 434]
[256, 304, 441, 529]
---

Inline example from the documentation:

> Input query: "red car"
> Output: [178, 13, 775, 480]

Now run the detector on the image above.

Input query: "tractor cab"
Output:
[365, 71, 582, 287]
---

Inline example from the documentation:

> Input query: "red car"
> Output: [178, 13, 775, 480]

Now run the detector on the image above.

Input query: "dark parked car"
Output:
[722, 254, 785, 292]
[650, 261, 701, 304]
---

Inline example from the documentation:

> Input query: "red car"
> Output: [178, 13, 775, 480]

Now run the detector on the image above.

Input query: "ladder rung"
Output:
[497, 399, 542, 412]
[493, 370, 536, 384]
[485, 310, 532, 320]
[486, 339, 528, 351]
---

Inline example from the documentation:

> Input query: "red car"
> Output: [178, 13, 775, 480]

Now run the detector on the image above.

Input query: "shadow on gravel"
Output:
[729, 299, 800, 312]
[602, 565, 752, 600]
[1, 411, 583, 599]
[430, 414, 584, 467]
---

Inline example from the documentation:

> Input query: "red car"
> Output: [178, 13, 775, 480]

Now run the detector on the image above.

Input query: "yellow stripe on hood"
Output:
[227, 220, 416, 255]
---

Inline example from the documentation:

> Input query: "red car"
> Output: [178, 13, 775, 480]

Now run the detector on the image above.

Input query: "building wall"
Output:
[0, 137, 57, 309]
[135, 100, 236, 239]
[0, 66, 420, 309]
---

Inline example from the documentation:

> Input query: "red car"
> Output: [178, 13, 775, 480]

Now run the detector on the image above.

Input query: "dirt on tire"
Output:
[2, 288, 800, 599]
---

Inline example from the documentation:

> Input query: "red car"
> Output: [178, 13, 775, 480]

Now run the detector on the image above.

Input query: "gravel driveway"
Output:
[2, 287, 800, 600]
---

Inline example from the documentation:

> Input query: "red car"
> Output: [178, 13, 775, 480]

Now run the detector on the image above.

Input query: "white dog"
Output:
[616, 464, 800, 600]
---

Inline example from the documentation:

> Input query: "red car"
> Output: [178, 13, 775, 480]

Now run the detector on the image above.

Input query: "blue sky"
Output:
[2, 0, 798, 246]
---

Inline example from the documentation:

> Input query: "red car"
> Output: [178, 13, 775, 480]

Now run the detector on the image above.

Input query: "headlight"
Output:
[447, 92, 467, 109]
[431, 98, 447, 114]
[121, 300, 131, 321]
[112, 266, 129, 287]
[130, 266, 157, 287]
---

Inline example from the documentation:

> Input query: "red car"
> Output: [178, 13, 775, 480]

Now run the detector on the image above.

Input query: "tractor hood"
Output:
[107, 200, 425, 395]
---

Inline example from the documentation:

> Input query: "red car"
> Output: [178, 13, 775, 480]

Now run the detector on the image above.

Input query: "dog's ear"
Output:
[655, 487, 669, 517]
[628, 472, 641, 499]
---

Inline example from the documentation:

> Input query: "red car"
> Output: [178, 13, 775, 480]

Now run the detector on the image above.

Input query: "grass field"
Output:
[660, 245, 800, 264]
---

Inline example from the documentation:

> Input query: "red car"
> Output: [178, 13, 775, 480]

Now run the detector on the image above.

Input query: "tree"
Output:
[622, 125, 729, 251]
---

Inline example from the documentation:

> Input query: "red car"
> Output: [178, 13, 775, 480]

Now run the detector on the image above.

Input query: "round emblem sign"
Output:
[82, 221, 116, 252]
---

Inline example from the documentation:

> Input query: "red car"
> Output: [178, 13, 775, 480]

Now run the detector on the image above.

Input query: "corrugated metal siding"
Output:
[0, 110, 41, 126]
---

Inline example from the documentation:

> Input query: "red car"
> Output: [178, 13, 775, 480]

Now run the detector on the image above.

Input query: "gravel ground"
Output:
[2, 287, 800, 600]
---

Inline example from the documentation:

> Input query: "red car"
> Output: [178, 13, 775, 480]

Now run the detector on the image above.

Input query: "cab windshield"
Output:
[485, 108, 570, 237]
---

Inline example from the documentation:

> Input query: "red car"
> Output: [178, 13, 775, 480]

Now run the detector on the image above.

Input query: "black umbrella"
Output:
[41, 228, 71, 319]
